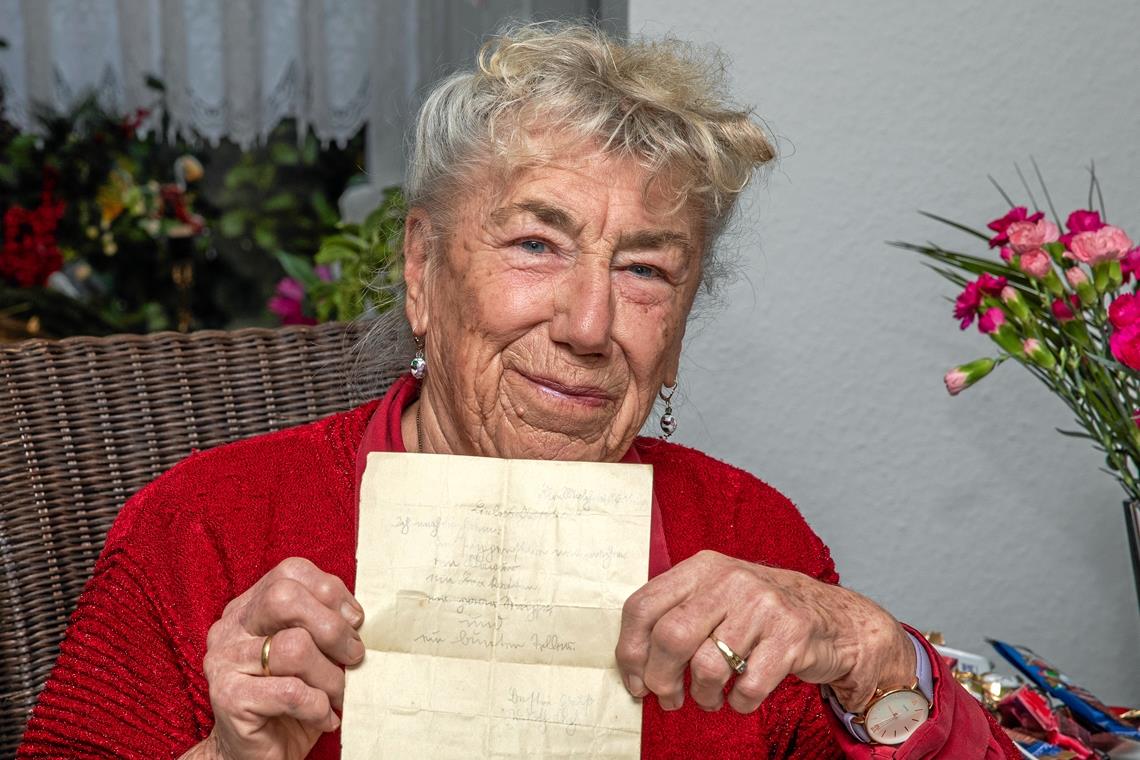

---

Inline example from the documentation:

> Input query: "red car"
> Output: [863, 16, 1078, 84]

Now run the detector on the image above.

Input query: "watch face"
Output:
[865, 689, 929, 745]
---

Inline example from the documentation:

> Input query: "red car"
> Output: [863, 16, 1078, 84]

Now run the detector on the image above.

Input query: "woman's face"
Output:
[404, 140, 703, 461]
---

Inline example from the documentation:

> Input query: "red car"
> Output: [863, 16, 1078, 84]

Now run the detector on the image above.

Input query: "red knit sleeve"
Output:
[17, 481, 214, 759]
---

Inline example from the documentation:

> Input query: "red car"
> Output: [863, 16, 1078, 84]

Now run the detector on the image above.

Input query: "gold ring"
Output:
[260, 634, 274, 677]
[710, 635, 747, 675]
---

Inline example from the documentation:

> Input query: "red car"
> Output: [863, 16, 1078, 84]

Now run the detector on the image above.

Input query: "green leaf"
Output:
[1055, 427, 1096, 440]
[315, 243, 359, 265]
[311, 191, 339, 226]
[319, 233, 367, 251]
[273, 250, 319, 287]
[253, 226, 278, 250]
[262, 192, 296, 212]
[219, 210, 247, 238]
[917, 211, 991, 242]
[270, 141, 300, 166]
[301, 134, 319, 165]
[224, 165, 259, 190]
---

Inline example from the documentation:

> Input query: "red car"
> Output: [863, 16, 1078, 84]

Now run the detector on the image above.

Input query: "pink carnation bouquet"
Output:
[895, 168, 1140, 500]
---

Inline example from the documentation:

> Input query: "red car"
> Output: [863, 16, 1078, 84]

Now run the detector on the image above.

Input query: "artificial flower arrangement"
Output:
[0, 90, 210, 337]
[894, 172, 1140, 503]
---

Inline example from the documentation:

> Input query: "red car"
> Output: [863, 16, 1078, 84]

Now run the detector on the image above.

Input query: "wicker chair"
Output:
[0, 321, 402, 755]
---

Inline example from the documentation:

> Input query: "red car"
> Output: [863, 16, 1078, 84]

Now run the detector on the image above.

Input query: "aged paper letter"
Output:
[342, 452, 652, 759]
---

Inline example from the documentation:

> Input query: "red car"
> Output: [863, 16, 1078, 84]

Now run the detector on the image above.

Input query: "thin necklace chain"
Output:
[416, 400, 425, 453]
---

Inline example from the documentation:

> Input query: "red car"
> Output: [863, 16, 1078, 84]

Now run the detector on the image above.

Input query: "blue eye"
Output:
[629, 264, 659, 279]
[519, 239, 549, 254]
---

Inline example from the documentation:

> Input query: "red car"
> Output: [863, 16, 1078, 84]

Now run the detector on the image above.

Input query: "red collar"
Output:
[354, 375, 672, 578]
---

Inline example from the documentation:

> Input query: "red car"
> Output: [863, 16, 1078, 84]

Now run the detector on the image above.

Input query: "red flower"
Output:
[1121, 247, 1140, 283]
[1050, 295, 1081, 323]
[0, 186, 66, 287]
[1110, 293, 1140, 329]
[987, 206, 1043, 248]
[1111, 321, 1140, 370]
[1060, 209, 1106, 248]
[953, 274, 1007, 330]
[121, 108, 152, 139]
[977, 273, 1007, 296]
[954, 281, 983, 329]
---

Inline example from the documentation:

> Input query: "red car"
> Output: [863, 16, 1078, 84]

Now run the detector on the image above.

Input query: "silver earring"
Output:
[658, 383, 678, 440]
[410, 335, 427, 380]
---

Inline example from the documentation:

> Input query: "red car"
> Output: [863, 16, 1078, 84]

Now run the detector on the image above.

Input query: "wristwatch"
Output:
[823, 631, 933, 745]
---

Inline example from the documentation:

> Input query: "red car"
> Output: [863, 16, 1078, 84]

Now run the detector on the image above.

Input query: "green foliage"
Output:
[307, 187, 406, 322]
[0, 71, 367, 338]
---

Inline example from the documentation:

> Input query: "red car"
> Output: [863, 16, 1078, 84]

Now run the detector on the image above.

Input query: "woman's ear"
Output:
[403, 208, 432, 335]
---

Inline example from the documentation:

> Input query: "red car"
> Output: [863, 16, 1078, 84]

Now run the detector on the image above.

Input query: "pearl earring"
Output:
[659, 383, 678, 440]
[409, 335, 427, 380]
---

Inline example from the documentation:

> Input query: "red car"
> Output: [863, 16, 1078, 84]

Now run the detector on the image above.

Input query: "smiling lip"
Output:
[515, 370, 613, 406]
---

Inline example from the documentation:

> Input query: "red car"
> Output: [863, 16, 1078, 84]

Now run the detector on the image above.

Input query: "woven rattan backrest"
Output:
[0, 321, 401, 755]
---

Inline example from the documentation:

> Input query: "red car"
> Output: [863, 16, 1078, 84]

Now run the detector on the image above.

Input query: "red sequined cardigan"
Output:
[19, 380, 1018, 759]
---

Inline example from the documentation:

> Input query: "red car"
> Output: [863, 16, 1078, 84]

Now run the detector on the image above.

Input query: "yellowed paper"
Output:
[343, 452, 652, 759]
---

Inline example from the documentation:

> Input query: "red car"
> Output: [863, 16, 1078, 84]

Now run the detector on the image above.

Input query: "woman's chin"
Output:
[496, 371, 626, 460]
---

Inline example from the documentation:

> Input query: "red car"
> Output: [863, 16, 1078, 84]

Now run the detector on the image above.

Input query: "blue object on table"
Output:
[989, 639, 1140, 739]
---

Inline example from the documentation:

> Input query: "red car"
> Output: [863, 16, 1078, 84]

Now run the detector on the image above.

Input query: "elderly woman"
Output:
[20, 23, 1017, 760]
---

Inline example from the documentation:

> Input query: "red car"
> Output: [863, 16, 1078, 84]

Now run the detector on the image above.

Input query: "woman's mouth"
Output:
[513, 370, 613, 407]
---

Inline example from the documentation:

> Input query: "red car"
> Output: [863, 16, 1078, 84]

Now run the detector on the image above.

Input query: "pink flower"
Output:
[1059, 209, 1106, 247]
[268, 277, 317, 325]
[1051, 295, 1081, 322]
[1065, 267, 1089, 287]
[987, 206, 1044, 248]
[978, 307, 1006, 334]
[1110, 321, 1140, 370]
[999, 247, 1015, 263]
[1109, 293, 1140, 329]
[1018, 248, 1053, 278]
[953, 281, 983, 329]
[943, 357, 999, 396]
[1066, 225, 1134, 265]
[1007, 219, 1060, 253]
[944, 369, 969, 396]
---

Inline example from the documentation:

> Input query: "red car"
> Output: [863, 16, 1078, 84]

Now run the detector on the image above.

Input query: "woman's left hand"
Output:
[615, 550, 916, 715]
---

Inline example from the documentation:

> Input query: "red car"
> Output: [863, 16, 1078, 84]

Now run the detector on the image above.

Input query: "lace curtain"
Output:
[0, 0, 601, 168]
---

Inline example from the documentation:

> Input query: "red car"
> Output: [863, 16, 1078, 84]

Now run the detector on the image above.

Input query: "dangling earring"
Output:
[658, 383, 678, 440]
[410, 334, 427, 380]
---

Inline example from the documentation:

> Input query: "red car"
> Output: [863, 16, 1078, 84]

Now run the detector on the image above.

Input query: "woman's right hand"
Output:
[187, 557, 366, 760]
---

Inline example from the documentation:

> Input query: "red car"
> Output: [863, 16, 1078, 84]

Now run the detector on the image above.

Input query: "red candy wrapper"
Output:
[998, 687, 1095, 759]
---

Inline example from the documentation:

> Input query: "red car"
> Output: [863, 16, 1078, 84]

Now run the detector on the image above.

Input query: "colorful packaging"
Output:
[990, 640, 1140, 739]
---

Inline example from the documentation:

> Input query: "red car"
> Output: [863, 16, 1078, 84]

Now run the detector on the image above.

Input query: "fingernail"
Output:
[661, 694, 682, 711]
[341, 602, 363, 627]
[626, 675, 646, 697]
[348, 636, 365, 662]
[328, 711, 341, 731]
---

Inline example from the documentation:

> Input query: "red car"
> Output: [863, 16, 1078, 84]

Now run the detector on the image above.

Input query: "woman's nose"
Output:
[549, 261, 615, 357]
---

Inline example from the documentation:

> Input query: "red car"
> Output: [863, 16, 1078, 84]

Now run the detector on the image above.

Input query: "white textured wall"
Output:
[631, 0, 1140, 703]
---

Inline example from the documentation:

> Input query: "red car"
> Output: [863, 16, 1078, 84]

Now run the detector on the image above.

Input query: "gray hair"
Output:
[351, 21, 775, 396]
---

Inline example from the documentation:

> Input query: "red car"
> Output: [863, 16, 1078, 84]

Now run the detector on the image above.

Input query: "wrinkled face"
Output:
[404, 140, 703, 461]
